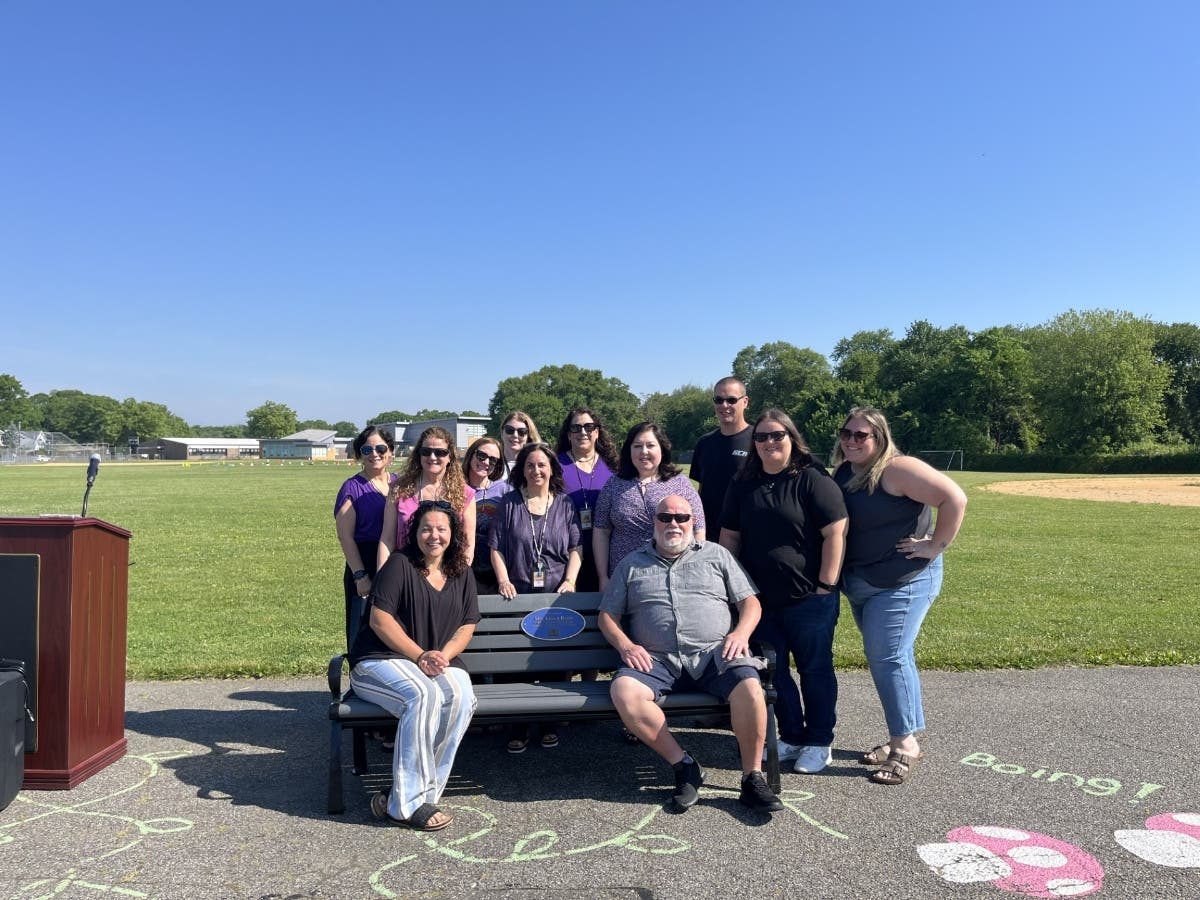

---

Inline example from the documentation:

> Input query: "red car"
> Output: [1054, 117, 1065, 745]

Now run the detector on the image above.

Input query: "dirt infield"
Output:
[983, 475, 1200, 506]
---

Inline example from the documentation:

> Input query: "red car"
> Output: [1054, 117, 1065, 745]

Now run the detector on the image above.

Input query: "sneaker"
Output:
[762, 739, 804, 764]
[671, 754, 705, 810]
[739, 771, 784, 812]
[793, 745, 833, 774]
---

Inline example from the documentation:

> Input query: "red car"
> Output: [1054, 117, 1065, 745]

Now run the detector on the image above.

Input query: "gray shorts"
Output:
[615, 656, 758, 702]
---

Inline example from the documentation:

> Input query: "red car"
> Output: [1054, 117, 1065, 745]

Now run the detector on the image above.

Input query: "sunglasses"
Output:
[473, 449, 500, 465]
[360, 444, 390, 456]
[568, 422, 597, 434]
[838, 428, 874, 443]
[417, 499, 453, 512]
[713, 396, 744, 405]
[753, 430, 788, 443]
[655, 512, 692, 524]
[504, 426, 528, 437]
[419, 447, 451, 459]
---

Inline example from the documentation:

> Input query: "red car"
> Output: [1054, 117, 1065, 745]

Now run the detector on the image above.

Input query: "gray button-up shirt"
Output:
[600, 540, 758, 678]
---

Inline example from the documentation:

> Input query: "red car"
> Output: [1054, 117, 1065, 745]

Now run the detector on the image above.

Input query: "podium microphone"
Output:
[82, 453, 101, 516]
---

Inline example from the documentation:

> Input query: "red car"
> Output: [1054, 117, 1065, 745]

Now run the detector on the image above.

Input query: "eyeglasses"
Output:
[753, 430, 788, 443]
[503, 426, 528, 437]
[713, 396, 745, 405]
[655, 513, 692, 524]
[838, 428, 874, 443]
[419, 447, 451, 459]
[568, 422, 597, 434]
[360, 444, 390, 456]
[473, 449, 500, 465]
[417, 499, 453, 512]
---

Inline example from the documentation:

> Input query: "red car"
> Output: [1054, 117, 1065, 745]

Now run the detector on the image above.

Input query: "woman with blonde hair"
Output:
[831, 406, 967, 786]
[498, 411, 541, 479]
[378, 427, 476, 570]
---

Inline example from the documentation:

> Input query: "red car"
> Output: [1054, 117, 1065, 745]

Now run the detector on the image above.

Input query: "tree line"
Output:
[4, 309, 1197, 457]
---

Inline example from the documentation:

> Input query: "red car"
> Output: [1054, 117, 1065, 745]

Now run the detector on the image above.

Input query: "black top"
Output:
[349, 553, 481, 668]
[721, 464, 847, 607]
[833, 461, 933, 588]
[691, 426, 753, 530]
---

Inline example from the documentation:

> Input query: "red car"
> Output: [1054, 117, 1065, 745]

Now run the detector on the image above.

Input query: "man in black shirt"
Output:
[690, 376, 752, 532]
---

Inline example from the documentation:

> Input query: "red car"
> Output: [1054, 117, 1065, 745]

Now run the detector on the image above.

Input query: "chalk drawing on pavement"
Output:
[1114, 812, 1200, 868]
[960, 751, 1164, 803]
[367, 786, 846, 899]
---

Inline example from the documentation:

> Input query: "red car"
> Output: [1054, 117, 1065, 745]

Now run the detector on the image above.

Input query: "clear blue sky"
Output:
[2, 2, 1197, 428]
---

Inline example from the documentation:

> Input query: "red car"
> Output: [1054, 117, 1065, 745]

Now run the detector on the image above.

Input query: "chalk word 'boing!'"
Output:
[961, 752, 1164, 803]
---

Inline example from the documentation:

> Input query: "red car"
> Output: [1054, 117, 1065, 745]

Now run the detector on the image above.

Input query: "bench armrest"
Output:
[753, 640, 778, 690]
[328, 654, 347, 698]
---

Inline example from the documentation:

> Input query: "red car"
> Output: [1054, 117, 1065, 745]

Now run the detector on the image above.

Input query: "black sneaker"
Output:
[739, 770, 784, 812]
[671, 754, 705, 810]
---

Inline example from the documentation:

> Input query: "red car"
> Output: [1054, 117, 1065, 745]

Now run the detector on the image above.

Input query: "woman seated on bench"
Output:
[349, 500, 480, 832]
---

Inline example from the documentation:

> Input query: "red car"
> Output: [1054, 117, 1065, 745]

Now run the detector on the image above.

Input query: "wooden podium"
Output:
[0, 516, 130, 789]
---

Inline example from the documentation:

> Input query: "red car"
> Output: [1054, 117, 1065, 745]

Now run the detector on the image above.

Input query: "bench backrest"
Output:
[460, 592, 620, 676]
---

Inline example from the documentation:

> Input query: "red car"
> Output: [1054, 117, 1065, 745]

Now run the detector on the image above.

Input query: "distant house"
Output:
[158, 437, 262, 461]
[373, 416, 490, 456]
[260, 429, 338, 460]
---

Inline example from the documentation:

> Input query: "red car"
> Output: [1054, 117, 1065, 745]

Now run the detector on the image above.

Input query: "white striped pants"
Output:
[350, 659, 477, 820]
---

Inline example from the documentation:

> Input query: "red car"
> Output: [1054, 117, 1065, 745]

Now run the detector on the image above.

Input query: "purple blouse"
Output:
[334, 473, 398, 542]
[488, 492, 582, 592]
[557, 452, 614, 531]
[594, 474, 706, 575]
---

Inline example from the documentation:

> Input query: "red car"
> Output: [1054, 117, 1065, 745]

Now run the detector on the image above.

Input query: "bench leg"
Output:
[352, 726, 370, 775]
[328, 720, 345, 815]
[764, 701, 782, 795]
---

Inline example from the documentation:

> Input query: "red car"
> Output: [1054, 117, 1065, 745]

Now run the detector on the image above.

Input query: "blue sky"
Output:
[2, 2, 1197, 428]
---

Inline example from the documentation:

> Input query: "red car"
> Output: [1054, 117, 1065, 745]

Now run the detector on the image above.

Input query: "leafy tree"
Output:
[732, 341, 840, 441]
[1026, 309, 1169, 453]
[297, 418, 334, 432]
[192, 424, 246, 438]
[0, 374, 39, 431]
[461, 410, 483, 417]
[117, 398, 190, 444]
[410, 408, 457, 420]
[638, 385, 714, 453]
[246, 401, 299, 439]
[368, 410, 412, 424]
[1154, 322, 1200, 444]
[332, 420, 359, 437]
[34, 389, 123, 444]
[874, 321, 970, 451]
[830, 330, 898, 412]
[489, 364, 641, 439]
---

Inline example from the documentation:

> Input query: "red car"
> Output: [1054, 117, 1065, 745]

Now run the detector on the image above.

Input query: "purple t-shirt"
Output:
[488, 492, 582, 592]
[594, 473, 706, 575]
[557, 452, 614, 531]
[334, 473, 398, 542]
[472, 480, 514, 549]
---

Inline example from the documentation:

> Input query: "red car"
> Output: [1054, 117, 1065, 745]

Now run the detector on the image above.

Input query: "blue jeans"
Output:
[844, 556, 943, 738]
[753, 592, 839, 747]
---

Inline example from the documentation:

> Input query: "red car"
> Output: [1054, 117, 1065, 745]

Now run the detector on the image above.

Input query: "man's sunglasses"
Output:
[503, 426, 528, 437]
[838, 428, 874, 443]
[713, 396, 744, 405]
[360, 444, 390, 456]
[753, 430, 787, 443]
[473, 449, 500, 465]
[655, 513, 692, 524]
[419, 447, 451, 459]
[568, 422, 598, 434]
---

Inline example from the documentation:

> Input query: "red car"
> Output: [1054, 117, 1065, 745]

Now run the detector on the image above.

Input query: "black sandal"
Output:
[371, 793, 453, 831]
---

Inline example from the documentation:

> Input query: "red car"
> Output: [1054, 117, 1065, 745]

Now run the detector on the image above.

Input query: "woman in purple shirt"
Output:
[334, 426, 399, 649]
[554, 406, 619, 593]
[593, 422, 705, 589]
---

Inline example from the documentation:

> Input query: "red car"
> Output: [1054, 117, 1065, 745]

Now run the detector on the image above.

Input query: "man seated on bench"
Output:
[597, 494, 784, 814]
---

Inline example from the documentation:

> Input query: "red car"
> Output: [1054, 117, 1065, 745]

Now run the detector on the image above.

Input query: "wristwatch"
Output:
[816, 579, 838, 592]
[352, 569, 368, 581]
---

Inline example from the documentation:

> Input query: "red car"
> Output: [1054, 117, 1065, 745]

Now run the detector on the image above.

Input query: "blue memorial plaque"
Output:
[520, 607, 586, 641]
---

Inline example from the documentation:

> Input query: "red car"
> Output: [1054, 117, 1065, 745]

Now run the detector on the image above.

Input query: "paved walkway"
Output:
[2, 667, 1198, 899]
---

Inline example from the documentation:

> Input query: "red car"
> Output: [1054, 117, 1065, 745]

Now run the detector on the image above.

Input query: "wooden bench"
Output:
[326, 591, 782, 814]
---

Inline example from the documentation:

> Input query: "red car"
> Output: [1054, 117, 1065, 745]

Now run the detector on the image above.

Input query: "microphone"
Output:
[82, 453, 101, 516]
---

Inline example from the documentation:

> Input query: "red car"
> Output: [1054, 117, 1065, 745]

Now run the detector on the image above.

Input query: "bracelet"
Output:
[352, 569, 368, 581]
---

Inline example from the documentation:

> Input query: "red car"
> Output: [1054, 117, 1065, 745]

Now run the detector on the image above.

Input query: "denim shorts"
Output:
[616, 656, 759, 702]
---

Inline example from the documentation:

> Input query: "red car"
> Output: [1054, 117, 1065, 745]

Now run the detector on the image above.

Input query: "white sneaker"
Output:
[793, 745, 832, 774]
[762, 739, 804, 764]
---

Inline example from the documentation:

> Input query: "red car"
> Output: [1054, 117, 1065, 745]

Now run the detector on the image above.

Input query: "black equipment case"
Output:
[0, 659, 31, 812]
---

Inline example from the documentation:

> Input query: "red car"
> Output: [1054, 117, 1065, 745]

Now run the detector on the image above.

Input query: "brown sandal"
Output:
[859, 744, 890, 766]
[870, 749, 919, 785]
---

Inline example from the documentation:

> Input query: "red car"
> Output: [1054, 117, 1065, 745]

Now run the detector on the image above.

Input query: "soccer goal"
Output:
[917, 449, 964, 470]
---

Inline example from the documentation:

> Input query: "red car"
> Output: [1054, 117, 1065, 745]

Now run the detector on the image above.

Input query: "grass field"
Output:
[2, 461, 1198, 678]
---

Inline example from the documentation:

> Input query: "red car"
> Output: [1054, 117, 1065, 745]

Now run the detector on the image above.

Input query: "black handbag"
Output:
[0, 658, 33, 812]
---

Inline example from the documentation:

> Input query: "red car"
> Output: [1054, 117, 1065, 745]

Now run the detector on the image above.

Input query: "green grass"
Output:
[2, 463, 1198, 678]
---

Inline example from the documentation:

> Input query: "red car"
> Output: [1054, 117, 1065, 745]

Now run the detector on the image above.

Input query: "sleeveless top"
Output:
[834, 461, 933, 588]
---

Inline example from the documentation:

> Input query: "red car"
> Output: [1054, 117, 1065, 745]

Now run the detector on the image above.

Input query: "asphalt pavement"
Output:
[2, 666, 1197, 899]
